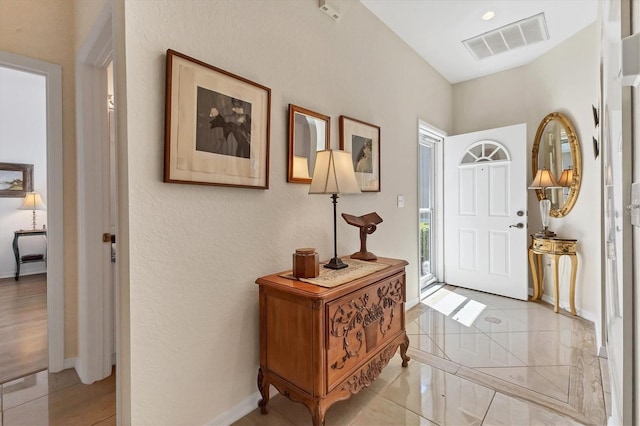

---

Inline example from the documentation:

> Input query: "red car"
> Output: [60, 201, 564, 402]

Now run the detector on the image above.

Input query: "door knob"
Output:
[509, 223, 524, 229]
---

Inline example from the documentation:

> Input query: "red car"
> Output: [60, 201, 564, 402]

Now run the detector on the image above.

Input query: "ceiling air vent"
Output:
[463, 13, 549, 60]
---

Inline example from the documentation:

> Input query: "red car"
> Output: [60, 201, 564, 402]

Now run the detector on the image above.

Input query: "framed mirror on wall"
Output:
[288, 104, 330, 183]
[532, 112, 582, 217]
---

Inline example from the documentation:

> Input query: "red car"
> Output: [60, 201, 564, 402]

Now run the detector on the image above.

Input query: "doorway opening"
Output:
[0, 51, 64, 378]
[0, 66, 48, 383]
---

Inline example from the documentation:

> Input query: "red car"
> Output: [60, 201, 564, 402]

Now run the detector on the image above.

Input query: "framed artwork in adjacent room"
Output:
[339, 116, 380, 192]
[164, 49, 271, 189]
[0, 162, 33, 198]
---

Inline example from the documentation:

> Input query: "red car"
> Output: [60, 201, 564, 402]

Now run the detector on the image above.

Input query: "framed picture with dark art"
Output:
[0, 162, 33, 198]
[339, 116, 380, 192]
[164, 49, 271, 189]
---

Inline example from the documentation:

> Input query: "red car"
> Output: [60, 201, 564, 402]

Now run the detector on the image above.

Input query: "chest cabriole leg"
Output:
[257, 367, 270, 414]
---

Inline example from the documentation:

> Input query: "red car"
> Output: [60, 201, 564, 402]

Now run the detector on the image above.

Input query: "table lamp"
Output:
[309, 150, 361, 269]
[528, 168, 560, 237]
[19, 191, 46, 230]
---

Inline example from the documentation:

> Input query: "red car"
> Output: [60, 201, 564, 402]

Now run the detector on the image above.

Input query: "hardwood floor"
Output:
[0, 274, 48, 384]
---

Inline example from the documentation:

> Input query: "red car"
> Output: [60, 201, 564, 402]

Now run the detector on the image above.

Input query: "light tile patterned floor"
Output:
[235, 286, 607, 425]
[0, 368, 115, 426]
[0, 286, 606, 425]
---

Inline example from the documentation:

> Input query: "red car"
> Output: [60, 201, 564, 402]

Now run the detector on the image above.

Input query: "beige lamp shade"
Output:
[557, 168, 574, 187]
[292, 156, 311, 180]
[19, 192, 46, 210]
[309, 150, 361, 195]
[19, 192, 46, 230]
[528, 168, 560, 190]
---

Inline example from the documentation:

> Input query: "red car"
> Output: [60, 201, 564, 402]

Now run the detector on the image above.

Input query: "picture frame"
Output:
[164, 49, 271, 189]
[288, 104, 330, 184]
[0, 162, 33, 198]
[339, 116, 380, 192]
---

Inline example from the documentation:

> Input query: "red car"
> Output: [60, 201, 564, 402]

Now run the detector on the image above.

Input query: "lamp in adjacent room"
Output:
[292, 155, 311, 179]
[557, 167, 574, 187]
[19, 192, 46, 230]
[309, 150, 361, 269]
[528, 168, 560, 237]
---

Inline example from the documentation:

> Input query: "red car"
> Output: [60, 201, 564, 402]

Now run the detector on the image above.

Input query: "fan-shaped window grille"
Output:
[459, 140, 510, 165]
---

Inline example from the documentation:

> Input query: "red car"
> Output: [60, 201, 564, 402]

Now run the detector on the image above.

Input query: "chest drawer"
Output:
[532, 239, 552, 252]
[326, 271, 405, 390]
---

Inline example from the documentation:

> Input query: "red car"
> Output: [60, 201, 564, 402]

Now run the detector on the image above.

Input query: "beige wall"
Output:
[0, 0, 79, 357]
[453, 24, 602, 336]
[74, 0, 109, 51]
[119, 0, 451, 423]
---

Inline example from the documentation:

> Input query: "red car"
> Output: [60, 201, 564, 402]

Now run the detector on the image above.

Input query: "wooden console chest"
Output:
[255, 257, 409, 426]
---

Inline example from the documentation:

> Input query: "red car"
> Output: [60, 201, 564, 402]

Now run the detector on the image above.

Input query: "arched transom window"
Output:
[460, 140, 510, 165]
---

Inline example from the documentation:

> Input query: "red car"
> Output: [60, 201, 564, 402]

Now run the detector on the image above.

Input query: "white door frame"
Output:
[0, 51, 65, 372]
[76, 1, 115, 384]
[417, 120, 445, 289]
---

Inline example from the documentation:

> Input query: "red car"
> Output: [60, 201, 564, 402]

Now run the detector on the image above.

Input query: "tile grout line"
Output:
[414, 298, 604, 421]
[456, 364, 593, 424]
[407, 294, 603, 424]
[480, 390, 497, 425]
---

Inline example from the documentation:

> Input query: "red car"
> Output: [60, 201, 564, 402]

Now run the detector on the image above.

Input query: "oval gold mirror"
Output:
[532, 112, 581, 217]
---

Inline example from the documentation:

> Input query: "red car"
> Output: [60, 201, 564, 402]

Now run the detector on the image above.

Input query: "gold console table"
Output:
[528, 235, 578, 315]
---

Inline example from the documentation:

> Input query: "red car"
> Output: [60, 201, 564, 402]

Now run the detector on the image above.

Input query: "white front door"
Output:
[444, 124, 527, 300]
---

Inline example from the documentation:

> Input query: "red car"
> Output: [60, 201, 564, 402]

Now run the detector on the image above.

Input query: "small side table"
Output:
[528, 235, 578, 315]
[13, 229, 47, 281]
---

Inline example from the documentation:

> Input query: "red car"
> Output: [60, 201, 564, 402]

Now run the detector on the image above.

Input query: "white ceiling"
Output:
[360, 0, 598, 84]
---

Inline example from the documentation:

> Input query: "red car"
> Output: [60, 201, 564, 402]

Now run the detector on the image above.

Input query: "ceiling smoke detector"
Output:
[463, 12, 549, 60]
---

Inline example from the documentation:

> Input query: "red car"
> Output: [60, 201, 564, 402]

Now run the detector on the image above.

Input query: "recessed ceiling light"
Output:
[482, 11, 495, 21]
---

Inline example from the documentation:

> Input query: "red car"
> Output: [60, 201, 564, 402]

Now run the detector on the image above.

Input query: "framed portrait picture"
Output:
[339, 116, 380, 192]
[288, 104, 330, 184]
[164, 49, 271, 189]
[0, 162, 33, 198]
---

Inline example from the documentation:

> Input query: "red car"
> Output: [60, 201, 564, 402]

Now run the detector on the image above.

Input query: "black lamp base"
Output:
[324, 257, 348, 270]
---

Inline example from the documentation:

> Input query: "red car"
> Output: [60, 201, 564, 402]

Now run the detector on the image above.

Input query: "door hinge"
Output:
[103, 233, 111, 243]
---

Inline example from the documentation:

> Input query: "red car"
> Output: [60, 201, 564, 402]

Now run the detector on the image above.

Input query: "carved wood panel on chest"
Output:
[256, 258, 410, 426]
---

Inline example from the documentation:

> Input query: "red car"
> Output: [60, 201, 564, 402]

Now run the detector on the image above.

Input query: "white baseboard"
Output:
[406, 296, 420, 310]
[63, 357, 77, 370]
[539, 293, 596, 319]
[608, 382, 622, 426]
[0, 270, 47, 280]
[539, 294, 602, 351]
[206, 386, 279, 426]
